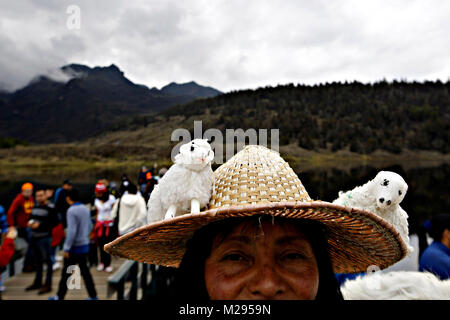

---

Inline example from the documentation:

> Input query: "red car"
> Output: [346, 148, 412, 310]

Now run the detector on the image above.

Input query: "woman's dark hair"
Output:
[127, 182, 138, 195]
[172, 215, 343, 301]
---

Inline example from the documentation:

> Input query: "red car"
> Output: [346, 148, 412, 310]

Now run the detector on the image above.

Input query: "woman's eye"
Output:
[282, 252, 305, 260]
[222, 253, 246, 262]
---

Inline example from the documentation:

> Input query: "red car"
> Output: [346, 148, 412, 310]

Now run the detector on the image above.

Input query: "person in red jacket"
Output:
[0, 226, 17, 300]
[0, 227, 17, 267]
[7, 183, 34, 238]
[7, 183, 34, 272]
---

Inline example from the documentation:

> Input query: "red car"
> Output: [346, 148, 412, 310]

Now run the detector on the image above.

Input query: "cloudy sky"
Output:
[0, 0, 449, 92]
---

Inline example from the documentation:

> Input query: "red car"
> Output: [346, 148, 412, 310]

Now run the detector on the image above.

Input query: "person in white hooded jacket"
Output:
[110, 182, 147, 236]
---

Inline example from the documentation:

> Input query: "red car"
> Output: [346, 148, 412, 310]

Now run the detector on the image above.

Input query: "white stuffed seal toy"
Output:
[147, 139, 214, 223]
[333, 171, 414, 255]
[341, 271, 450, 300]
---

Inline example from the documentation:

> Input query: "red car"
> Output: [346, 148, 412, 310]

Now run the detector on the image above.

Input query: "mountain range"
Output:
[1, 63, 449, 157]
[0, 63, 222, 143]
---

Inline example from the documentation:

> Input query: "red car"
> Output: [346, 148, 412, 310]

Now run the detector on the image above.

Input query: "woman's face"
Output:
[204, 220, 319, 300]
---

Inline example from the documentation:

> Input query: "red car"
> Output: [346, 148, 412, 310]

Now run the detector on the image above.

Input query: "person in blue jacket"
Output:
[419, 213, 450, 280]
[0, 205, 8, 234]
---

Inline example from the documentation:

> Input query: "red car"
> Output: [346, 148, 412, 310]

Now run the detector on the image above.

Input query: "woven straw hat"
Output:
[105, 145, 407, 273]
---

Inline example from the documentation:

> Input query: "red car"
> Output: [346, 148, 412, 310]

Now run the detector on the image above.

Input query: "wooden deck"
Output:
[1, 253, 125, 300]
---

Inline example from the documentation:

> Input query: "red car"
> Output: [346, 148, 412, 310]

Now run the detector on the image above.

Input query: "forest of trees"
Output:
[161, 80, 450, 154]
[0, 136, 29, 149]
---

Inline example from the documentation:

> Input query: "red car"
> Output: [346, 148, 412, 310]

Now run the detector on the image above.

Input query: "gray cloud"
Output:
[0, 0, 449, 92]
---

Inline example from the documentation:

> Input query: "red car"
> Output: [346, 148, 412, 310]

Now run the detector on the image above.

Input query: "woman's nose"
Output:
[247, 264, 287, 299]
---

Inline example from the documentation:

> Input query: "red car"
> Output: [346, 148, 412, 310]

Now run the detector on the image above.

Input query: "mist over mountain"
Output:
[0, 63, 222, 144]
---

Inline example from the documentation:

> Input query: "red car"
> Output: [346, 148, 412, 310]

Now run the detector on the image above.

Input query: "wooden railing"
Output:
[107, 260, 149, 300]
[107, 262, 177, 300]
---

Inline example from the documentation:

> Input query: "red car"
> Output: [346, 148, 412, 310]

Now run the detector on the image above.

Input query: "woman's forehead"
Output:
[212, 219, 311, 247]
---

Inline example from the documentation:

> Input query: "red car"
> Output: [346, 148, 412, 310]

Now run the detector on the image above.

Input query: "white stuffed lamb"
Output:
[147, 139, 214, 223]
[333, 171, 413, 255]
[341, 271, 450, 300]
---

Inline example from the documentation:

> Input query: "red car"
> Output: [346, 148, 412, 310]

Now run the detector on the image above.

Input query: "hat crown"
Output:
[209, 145, 311, 208]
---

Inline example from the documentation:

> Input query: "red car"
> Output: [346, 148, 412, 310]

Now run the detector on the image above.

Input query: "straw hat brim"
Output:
[104, 200, 407, 273]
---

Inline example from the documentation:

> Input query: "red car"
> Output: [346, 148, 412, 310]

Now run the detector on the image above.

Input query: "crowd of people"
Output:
[0, 164, 167, 300]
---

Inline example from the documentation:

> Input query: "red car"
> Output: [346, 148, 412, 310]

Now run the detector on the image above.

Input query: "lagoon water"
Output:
[0, 163, 448, 235]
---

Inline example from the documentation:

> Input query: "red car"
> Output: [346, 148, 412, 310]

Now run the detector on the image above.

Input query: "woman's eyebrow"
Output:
[212, 234, 253, 249]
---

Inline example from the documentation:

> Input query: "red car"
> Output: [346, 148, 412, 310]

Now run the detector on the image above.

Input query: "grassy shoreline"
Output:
[1, 112, 448, 173]
[1, 146, 448, 171]
[0, 147, 448, 187]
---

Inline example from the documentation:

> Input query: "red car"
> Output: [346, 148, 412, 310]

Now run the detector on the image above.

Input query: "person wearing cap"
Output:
[105, 145, 408, 300]
[7, 183, 35, 272]
[7, 183, 34, 238]
[93, 182, 116, 273]
[419, 213, 450, 280]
